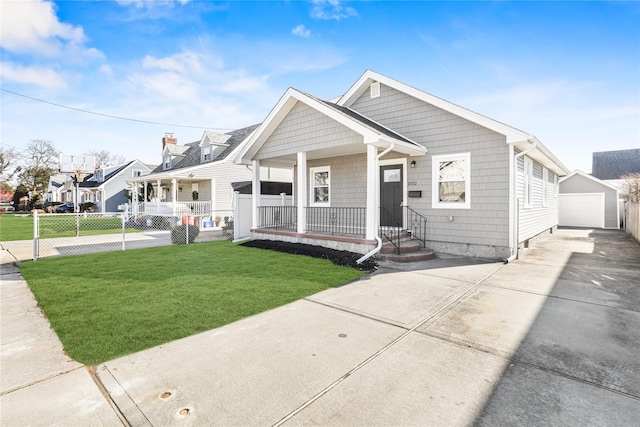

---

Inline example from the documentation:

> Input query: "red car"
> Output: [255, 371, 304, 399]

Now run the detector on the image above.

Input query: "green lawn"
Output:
[0, 213, 141, 241]
[20, 241, 364, 365]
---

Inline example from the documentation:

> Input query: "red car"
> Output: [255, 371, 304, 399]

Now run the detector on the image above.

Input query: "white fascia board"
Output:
[510, 136, 570, 176]
[235, 88, 300, 165]
[236, 88, 390, 164]
[339, 70, 533, 144]
[368, 136, 428, 156]
[560, 170, 621, 192]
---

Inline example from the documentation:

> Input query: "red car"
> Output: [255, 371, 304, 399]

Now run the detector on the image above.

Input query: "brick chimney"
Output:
[162, 133, 177, 150]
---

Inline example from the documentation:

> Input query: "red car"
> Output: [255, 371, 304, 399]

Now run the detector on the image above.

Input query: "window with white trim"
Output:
[524, 157, 533, 208]
[370, 81, 380, 98]
[132, 169, 143, 177]
[310, 166, 330, 206]
[202, 145, 212, 162]
[432, 153, 470, 209]
[163, 155, 171, 170]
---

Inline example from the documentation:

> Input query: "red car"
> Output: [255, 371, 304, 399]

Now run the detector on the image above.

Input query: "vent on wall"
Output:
[370, 81, 380, 98]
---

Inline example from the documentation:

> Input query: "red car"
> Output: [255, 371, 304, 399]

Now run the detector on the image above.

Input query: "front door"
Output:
[380, 164, 403, 227]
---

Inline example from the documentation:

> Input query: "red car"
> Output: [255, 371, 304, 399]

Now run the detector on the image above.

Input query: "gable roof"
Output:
[592, 149, 640, 180]
[150, 124, 261, 174]
[338, 70, 569, 175]
[339, 70, 533, 144]
[79, 160, 144, 188]
[236, 87, 427, 164]
[560, 169, 620, 192]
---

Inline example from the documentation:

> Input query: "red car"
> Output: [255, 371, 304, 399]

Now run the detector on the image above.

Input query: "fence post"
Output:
[32, 210, 39, 261]
[186, 217, 189, 244]
[121, 212, 126, 251]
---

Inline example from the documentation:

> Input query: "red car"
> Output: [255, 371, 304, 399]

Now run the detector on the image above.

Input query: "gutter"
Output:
[505, 139, 537, 263]
[357, 143, 395, 265]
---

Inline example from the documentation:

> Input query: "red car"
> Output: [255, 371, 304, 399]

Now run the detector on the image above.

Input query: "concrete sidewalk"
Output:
[2, 228, 639, 426]
[0, 249, 125, 426]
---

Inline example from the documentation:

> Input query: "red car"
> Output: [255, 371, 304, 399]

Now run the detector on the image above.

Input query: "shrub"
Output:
[171, 224, 199, 244]
[80, 202, 96, 212]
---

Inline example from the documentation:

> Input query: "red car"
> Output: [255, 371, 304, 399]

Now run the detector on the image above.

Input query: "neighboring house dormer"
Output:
[200, 131, 232, 163]
[161, 133, 189, 170]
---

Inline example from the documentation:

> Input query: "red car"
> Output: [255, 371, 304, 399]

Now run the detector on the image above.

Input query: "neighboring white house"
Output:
[559, 170, 620, 229]
[236, 70, 570, 260]
[128, 127, 292, 225]
[45, 173, 67, 203]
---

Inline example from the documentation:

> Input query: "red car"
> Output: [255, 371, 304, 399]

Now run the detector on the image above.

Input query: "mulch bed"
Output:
[241, 240, 377, 272]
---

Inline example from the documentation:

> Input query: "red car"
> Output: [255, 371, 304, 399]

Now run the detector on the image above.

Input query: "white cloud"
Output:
[99, 64, 114, 75]
[0, 0, 102, 61]
[142, 51, 205, 74]
[0, 61, 67, 89]
[115, 0, 190, 9]
[292, 24, 311, 38]
[311, 0, 357, 20]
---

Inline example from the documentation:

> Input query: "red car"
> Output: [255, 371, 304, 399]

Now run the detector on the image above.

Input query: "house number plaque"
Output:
[408, 181, 418, 186]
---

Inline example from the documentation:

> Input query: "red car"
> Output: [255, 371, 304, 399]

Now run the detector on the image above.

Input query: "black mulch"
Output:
[241, 240, 377, 272]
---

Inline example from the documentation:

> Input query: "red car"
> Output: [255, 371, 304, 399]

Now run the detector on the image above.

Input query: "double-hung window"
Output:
[202, 145, 212, 162]
[163, 155, 171, 170]
[310, 166, 330, 206]
[432, 153, 470, 209]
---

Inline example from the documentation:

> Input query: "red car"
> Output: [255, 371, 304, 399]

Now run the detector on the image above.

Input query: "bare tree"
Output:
[0, 147, 20, 183]
[84, 149, 127, 166]
[622, 173, 640, 202]
[17, 139, 60, 196]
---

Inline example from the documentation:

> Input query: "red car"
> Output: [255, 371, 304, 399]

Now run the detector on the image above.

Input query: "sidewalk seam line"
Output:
[0, 365, 84, 396]
[271, 262, 507, 427]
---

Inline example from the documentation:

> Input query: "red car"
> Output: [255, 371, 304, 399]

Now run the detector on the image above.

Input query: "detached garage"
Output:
[559, 170, 619, 229]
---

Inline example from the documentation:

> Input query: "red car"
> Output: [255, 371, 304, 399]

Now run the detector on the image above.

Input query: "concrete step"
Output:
[380, 239, 424, 254]
[377, 247, 436, 263]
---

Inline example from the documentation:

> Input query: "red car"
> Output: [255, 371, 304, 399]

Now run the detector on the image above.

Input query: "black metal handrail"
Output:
[305, 207, 366, 236]
[258, 206, 297, 231]
[379, 206, 402, 254]
[405, 205, 428, 247]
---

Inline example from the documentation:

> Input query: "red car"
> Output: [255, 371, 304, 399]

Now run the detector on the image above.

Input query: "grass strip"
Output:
[20, 241, 363, 365]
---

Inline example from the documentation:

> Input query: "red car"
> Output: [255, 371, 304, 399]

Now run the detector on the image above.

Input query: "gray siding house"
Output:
[559, 170, 619, 229]
[79, 160, 153, 212]
[236, 70, 569, 260]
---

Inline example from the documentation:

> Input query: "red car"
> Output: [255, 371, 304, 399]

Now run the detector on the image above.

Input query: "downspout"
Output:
[357, 142, 395, 265]
[505, 139, 537, 263]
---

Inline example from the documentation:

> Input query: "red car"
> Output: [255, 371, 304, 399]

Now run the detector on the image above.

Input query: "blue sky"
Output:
[1, 0, 638, 173]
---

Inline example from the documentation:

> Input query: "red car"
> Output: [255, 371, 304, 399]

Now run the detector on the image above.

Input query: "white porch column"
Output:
[366, 144, 378, 240]
[251, 160, 260, 229]
[171, 178, 177, 217]
[297, 152, 307, 234]
[156, 179, 161, 213]
[210, 178, 215, 220]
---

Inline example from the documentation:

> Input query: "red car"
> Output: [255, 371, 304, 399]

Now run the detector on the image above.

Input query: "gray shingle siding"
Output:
[350, 82, 511, 251]
[255, 102, 362, 160]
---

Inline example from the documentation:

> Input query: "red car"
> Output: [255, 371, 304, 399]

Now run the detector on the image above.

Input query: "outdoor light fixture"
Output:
[411, 160, 416, 168]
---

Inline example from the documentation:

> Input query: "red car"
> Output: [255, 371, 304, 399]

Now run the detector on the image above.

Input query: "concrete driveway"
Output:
[2, 228, 639, 426]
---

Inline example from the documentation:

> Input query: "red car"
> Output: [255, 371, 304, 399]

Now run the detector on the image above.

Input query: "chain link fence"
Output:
[33, 211, 234, 260]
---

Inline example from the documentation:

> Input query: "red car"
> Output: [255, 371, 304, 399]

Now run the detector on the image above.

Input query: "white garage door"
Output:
[559, 193, 605, 228]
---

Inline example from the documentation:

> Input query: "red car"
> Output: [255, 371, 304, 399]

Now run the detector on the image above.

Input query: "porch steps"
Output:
[378, 239, 435, 263]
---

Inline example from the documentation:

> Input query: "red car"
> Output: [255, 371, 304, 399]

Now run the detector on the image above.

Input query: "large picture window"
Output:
[310, 166, 330, 206]
[432, 153, 470, 209]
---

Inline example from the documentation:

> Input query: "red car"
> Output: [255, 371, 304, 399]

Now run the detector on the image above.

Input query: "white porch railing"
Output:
[132, 201, 212, 217]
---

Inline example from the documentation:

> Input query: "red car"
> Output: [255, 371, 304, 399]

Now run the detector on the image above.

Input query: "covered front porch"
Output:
[128, 174, 218, 226]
